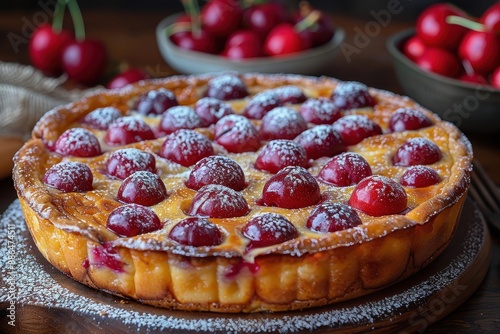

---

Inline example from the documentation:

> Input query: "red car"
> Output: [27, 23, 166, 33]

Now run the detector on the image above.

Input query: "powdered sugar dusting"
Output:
[0, 199, 484, 332]
[82, 107, 122, 130]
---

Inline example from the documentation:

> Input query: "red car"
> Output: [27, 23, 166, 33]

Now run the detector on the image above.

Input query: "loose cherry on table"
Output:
[29, 24, 73, 76]
[214, 114, 260, 153]
[187, 184, 249, 218]
[415, 3, 468, 50]
[259, 166, 321, 209]
[318, 152, 372, 186]
[54, 127, 101, 157]
[254, 139, 308, 174]
[186, 156, 246, 191]
[106, 148, 156, 180]
[43, 161, 93, 193]
[194, 97, 234, 126]
[107, 68, 150, 89]
[349, 175, 408, 216]
[400, 165, 441, 188]
[105, 116, 155, 146]
[307, 202, 362, 233]
[242, 213, 298, 249]
[259, 107, 308, 141]
[134, 88, 178, 116]
[117, 171, 168, 206]
[392, 137, 442, 166]
[106, 204, 162, 237]
[160, 129, 214, 167]
[294, 125, 345, 160]
[169, 217, 223, 247]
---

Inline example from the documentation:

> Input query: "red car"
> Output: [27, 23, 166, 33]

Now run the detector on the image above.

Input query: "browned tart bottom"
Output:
[13, 73, 472, 313]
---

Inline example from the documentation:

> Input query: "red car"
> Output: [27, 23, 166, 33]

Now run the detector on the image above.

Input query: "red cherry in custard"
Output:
[214, 115, 260, 153]
[259, 107, 308, 141]
[458, 31, 500, 74]
[188, 184, 249, 218]
[206, 75, 249, 101]
[134, 88, 178, 116]
[389, 108, 433, 133]
[393, 137, 442, 167]
[169, 217, 223, 247]
[61, 39, 107, 85]
[481, 2, 500, 32]
[82, 107, 122, 130]
[400, 165, 441, 188]
[416, 48, 462, 78]
[331, 81, 375, 110]
[105, 116, 155, 146]
[117, 171, 168, 206]
[160, 129, 213, 167]
[159, 106, 203, 135]
[415, 3, 467, 50]
[491, 67, 500, 89]
[272, 85, 307, 104]
[107, 204, 162, 237]
[29, 24, 73, 76]
[54, 128, 101, 157]
[243, 91, 282, 120]
[254, 139, 308, 174]
[89, 243, 124, 272]
[243, 2, 289, 35]
[186, 156, 245, 191]
[294, 125, 345, 160]
[201, 0, 243, 37]
[402, 35, 428, 62]
[307, 203, 362, 233]
[299, 98, 342, 125]
[106, 148, 156, 180]
[170, 30, 218, 54]
[264, 23, 308, 56]
[242, 213, 298, 249]
[332, 115, 382, 146]
[107, 68, 150, 89]
[194, 97, 234, 126]
[43, 161, 93, 193]
[318, 152, 372, 186]
[260, 166, 321, 209]
[349, 175, 407, 216]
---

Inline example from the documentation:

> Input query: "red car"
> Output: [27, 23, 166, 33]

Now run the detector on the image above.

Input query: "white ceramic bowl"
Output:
[156, 14, 345, 75]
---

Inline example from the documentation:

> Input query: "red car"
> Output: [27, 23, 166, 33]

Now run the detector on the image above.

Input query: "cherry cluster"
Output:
[403, 2, 500, 88]
[169, 0, 335, 59]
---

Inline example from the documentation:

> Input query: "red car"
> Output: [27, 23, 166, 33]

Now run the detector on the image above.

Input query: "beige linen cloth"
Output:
[0, 61, 91, 178]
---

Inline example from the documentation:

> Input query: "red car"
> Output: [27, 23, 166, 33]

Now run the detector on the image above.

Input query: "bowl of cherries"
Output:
[156, 0, 344, 75]
[387, 2, 500, 134]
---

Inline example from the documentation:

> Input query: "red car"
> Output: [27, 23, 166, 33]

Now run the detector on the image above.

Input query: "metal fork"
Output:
[469, 159, 500, 232]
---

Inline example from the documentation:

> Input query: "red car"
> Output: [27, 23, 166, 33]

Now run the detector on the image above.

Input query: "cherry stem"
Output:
[299, 1, 313, 17]
[295, 10, 321, 32]
[66, 0, 86, 41]
[181, 0, 201, 38]
[52, 0, 66, 33]
[446, 15, 486, 32]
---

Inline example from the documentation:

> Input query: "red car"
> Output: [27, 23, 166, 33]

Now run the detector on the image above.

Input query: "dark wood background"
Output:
[1, 1, 499, 333]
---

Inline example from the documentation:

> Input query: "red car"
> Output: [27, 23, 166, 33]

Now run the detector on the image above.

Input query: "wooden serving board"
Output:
[0, 198, 491, 334]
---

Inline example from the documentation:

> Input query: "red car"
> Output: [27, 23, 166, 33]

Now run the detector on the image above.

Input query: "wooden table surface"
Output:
[1, 6, 499, 333]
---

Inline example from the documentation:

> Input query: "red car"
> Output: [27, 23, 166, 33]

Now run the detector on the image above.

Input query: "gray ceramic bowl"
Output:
[156, 14, 345, 76]
[387, 29, 500, 134]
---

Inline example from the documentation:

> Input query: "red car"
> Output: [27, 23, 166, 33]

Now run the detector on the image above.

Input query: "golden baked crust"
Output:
[13, 73, 472, 312]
